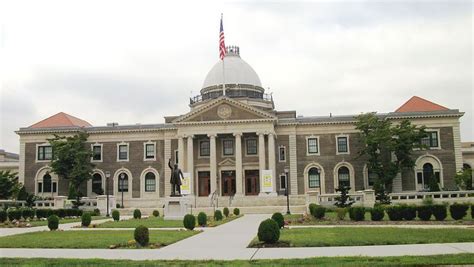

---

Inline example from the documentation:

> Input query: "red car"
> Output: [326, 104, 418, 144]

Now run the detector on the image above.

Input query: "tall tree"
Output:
[48, 131, 95, 207]
[355, 113, 426, 203]
[0, 170, 20, 199]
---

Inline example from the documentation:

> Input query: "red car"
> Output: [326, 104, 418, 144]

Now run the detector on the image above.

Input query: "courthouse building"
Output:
[15, 46, 466, 210]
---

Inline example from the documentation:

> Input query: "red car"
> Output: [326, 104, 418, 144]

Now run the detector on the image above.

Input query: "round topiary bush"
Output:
[223, 207, 230, 217]
[271, 212, 285, 228]
[257, 219, 280, 244]
[417, 205, 432, 221]
[214, 210, 223, 221]
[386, 205, 403, 221]
[183, 214, 196, 230]
[48, 215, 59, 231]
[450, 203, 469, 220]
[112, 210, 120, 221]
[197, 212, 207, 226]
[81, 212, 92, 227]
[348, 206, 365, 221]
[133, 209, 142, 219]
[152, 210, 160, 217]
[431, 204, 447, 221]
[233, 208, 240, 216]
[134, 225, 149, 246]
[0, 210, 7, 223]
[311, 205, 326, 219]
[401, 205, 417, 221]
[370, 206, 385, 221]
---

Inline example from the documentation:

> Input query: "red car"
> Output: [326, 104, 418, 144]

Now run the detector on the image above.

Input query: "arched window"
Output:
[118, 173, 129, 192]
[338, 166, 350, 188]
[145, 172, 156, 192]
[43, 173, 52, 193]
[92, 173, 103, 194]
[308, 168, 320, 188]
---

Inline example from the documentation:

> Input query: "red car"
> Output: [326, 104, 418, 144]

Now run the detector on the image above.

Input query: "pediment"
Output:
[218, 158, 236, 166]
[173, 97, 276, 123]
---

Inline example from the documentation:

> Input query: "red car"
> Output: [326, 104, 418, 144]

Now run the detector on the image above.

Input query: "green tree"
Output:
[355, 113, 426, 203]
[455, 169, 472, 190]
[0, 170, 20, 199]
[48, 131, 95, 207]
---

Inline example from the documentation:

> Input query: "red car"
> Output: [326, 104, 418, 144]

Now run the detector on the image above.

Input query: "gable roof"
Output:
[29, 112, 92, 128]
[395, 96, 449, 113]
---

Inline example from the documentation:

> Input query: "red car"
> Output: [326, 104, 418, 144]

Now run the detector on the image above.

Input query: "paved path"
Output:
[289, 224, 474, 229]
[0, 214, 473, 260]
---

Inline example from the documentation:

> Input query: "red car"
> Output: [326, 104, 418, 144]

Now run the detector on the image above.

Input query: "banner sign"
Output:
[261, 170, 273, 193]
[180, 173, 191, 195]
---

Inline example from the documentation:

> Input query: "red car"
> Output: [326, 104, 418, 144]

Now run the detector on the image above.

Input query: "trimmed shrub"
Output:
[0, 210, 7, 223]
[112, 210, 120, 221]
[311, 205, 326, 219]
[197, 212, 207, 226]
[308, 203, 317, 216]
[257, 219, 280, 244]
[47, 215, 59, 230]
[81, 212, 92, 227]
[7, 208, 21, 221]
[93, 208, 101, 216]
[21, 208, 35, 220]
[432, 204, 448, 221]
[183, 214, 196, 230]
[233, 208, 240, 216]
[335, 208, 347, 220]
[152, 210, 160, 217]
[134, 225, 149, 246]
[348, 206, 365, 221]
[36, 209, 49, 219]
[450, 203, 469, 220]
[386, 206, 403, 221]
[223, 207, 230, 217]
[57, 209, 66, 218]
[370, 206, 385, 221]
[417, 205, 432, 221]
[271, 212, 285, 228]
[214, 210, 223, 221]
[401, 205, 417, 221]
[133, 209, 142, 219]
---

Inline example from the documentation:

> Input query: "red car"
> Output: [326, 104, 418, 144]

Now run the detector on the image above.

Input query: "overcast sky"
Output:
[1, 0, 472, 154]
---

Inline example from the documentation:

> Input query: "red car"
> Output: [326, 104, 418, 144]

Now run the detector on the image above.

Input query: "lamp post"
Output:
[119, 173, 125, 208]
[284, 168, 290, 215]
[105, 171, 111, 217]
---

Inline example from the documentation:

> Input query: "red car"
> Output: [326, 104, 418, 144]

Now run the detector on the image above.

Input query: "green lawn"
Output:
[249, 227, 474, 247]
[2, 254, 474, 266]
[0, 216, 107, 228]
[97, 215, 242, 228]
[0, 230, 198, 249]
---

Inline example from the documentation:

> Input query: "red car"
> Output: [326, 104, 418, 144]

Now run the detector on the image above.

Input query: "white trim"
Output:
[198, 139, 210, 158]
[425, 129, 441, 150]
[278, 145, 286, 162]
[87, 169, 106, 196]
[140, 167, 159, 198]
[143, 141, 157, 161]
[362, 164, 377, 190]
[116, 142, 129, 162]
[335, 134, 350, 155]
[333, 161, 355, 193]
[34, 166, 59, 197]
[279, 173, 287, 190]
[306, 136, 320, 156]
[35, 143, 52, 163]
[414, 154, 444, 191]
[221, 138, 235, 157]
[90, 143, 103, 163]
[113, 168, 133, 199]
[244, 137, 258, 157]
[303, 162, 326, 194]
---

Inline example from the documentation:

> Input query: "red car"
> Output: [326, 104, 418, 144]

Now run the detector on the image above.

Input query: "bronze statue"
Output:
[168, 159, 184, 196]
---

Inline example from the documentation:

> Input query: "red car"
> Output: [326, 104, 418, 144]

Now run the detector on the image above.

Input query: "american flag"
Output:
[219, 15, 226, 60]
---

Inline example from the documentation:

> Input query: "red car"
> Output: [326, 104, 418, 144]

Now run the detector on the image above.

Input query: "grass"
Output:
[0, 216, 107, 228]
[1, 254, 473, 266]
[249, 227, 474, 247]
[97, 215, 242, 228]
[0, 230, 198, 249]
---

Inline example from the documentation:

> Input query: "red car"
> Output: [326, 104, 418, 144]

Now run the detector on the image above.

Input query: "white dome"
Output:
[202, 55, 262, 89]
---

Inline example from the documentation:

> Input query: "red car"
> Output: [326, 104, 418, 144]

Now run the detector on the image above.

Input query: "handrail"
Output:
[210, 190, 218, 211]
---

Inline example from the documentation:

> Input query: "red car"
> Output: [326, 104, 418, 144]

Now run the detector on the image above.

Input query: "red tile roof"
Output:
[395, 96, 449, 113]
[29, 112, 92, 128]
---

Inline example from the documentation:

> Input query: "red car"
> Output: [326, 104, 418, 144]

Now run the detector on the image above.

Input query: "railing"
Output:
[0, 200, 27, 209]
[33, 200, 55, 208]
[210, 190, 218, 211]
[389, 190, 474, 203]
[318, 192, 365, 206]
[190, 92, 273, 105]
[80, 197, 98, 210]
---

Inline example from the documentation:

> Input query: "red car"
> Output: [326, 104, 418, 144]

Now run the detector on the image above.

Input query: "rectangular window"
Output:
[38, 182, 42, 193]
[145, 178, 156, 192]
[417, 172, 423, 184]
[92, 145, 102, 161]
[37, 146, 52, 161]
[246, 139, 257, 155]
[118, 144, 128, 160]
[309, 174, 320, 188]
[175, 150, 179, 164]
[307, 138, 319, 154]
[223, 139, 234, 156]
[145, 143, 155, 159]
[421, 131, 439, 148]
[337, 137, 348, 153]
[118, 179, 129, 192]
[368, 171, 377, 187]
[52, 182, 57, 193]
[279, 146, 286, 162]
[200, 140, 210, 157]
[280, 174, 286, 189]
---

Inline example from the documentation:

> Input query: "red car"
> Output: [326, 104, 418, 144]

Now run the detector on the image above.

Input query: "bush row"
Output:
[0, 208, 87, 222]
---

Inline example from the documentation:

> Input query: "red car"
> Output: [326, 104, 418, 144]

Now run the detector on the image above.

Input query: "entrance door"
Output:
[198, 171, 210, 196]
[221, 170, 236, 196]
[245, 170, 260, 195]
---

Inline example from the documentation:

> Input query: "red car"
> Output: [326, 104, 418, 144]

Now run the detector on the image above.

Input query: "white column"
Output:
[164, 138, 172, 197]
[186, 135, 194, 196]
[209, 134, 217, 196]
[289, 132, 298, 195]
[177, 136, 184, 169]
[268, 133, 277, 196]
[258, 132, 266, 195]
[234, 132, 243, 196]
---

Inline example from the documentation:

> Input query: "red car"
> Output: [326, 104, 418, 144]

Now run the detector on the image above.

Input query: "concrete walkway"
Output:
[0, 214, 473, 260]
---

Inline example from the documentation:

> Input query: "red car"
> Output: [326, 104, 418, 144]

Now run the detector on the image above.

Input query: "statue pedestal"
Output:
[163, 196, 192, 221]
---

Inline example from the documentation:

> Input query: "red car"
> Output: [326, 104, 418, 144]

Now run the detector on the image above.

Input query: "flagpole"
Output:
[221, 13, 225, 97]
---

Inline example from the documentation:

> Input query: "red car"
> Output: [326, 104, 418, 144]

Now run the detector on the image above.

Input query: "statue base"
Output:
[163, 196, 191, 221]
